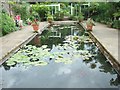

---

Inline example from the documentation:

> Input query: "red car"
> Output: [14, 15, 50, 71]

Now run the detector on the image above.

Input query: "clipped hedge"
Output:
[1, 12, 16, 36]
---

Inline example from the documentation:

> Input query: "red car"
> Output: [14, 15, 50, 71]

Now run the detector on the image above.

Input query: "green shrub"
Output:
[78, 13, 84, 22]
[1, 12, 16, 36]
[69, 15, 78, 21]
[12, 3, 30, 22]
[112, 20, 120, 29]
[69, 15, 74, 20]
[29, 11, 40, 21]
[47, 15, 54, 21]
[32, 4, 50, 21]
[54, 11, 65, 21]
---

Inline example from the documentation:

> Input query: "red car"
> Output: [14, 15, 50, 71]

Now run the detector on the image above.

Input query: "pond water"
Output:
[0, 24, 120, 88]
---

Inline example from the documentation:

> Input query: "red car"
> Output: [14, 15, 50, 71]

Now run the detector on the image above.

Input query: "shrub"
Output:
[29, 11, 40, 21]
[112, 20, 120, 29]
[78, 13, 84, 22]
[12, 3, 30, 22]
[69, 15, 78, 21]
[54, 11, 65, 21]
[1, 12, 16, 36]
[32, 4, 50, 21]
[47, 15, 53, 21]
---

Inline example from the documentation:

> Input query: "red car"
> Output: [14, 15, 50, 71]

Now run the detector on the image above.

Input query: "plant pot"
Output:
[79, 19, 83, 22]
[87, 25, 93, 31]
[32, 24, 39, 31]
[48, 19, 53, 23]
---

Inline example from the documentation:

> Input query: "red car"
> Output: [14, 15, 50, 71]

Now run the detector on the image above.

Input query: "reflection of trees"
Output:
[85, 42, 116, 74]
[58, 26, 71, 38]
[97, 53, 116, 74]
[33, 35, 41, 47]
[28, 35, 41, 47]
[77, 42, 84, 50]
[46, 37, 64, 49]
[2, 63, 11, 70]
[82, 43, 97, 69]
[110, 74, 120, 86]
[82, 42, 120, 86]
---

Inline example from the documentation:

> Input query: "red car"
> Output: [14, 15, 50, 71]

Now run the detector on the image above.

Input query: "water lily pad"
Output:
[6, 60, 16, 66]
[34, 61, 48, 66]
[41, 45, 48, 49]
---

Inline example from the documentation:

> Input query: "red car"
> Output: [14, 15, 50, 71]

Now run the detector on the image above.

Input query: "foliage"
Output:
[78, 13, 84, 21]
[31, 11, 40, 21]
[112, 20, 120, 29]
[47, 15, 54, 21]
[12, 2, 30, 21]
[54, 10, 65, 21]
[32, 4, 50, 21]
[113, 11, 120, 18]
[1, 12, 17, 36]
[69, 15, 78, 21]
[83, 2, 120, 29]
[28, 11, 40, 25]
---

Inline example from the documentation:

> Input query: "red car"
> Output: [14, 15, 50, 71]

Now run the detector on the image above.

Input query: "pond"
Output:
[0, 24, 120, 88]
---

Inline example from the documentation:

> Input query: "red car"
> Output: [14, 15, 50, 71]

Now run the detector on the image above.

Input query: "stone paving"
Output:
[82, 21, 119, 65]
[0, 22, 49, 64]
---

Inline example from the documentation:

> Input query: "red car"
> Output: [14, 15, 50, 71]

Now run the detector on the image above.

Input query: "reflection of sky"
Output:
[1, 59, 119, 88]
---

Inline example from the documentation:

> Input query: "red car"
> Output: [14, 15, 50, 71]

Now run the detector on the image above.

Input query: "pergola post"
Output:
[71, 3, 73, 15]
[55, 6, 56, 13]
[58, 4, 60, 11]
[76, 4, 77, 16]
[80, 5, 81, 13]
[52, 6, 53, 15]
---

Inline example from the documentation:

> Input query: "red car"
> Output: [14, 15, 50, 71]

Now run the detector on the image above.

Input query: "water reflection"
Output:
[1, 24, 120, 87]
[110, 75, 120, 86]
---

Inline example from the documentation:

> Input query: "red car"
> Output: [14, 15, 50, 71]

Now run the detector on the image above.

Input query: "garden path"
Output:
[0, 22, 49, 64]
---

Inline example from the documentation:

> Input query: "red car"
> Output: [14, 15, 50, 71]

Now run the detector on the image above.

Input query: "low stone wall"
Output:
[53, 21, 77, 25]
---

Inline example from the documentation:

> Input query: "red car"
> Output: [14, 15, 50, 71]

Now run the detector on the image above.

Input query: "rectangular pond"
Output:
[0, 23, 120, 88]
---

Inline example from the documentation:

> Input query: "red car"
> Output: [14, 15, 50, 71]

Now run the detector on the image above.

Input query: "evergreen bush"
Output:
[1, 12, 16, 36]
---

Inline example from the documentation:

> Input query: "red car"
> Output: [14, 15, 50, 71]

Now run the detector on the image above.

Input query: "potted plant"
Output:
[47, 15, 54, 23]
[31, 19, 39, 32]
[30, 12, 40, 32]
[26, 18, 32, 25]
[86, 18, 95, 31]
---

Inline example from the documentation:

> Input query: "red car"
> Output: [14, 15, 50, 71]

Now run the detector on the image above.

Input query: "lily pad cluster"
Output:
[65, 35, 93, 44]
[6, 36, 95, 67]
[6, 45, 50, 66]
[53, 42, 95, 64]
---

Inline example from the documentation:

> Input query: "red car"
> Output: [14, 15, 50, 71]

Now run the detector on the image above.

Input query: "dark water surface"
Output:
[1, 24, 120, 88]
